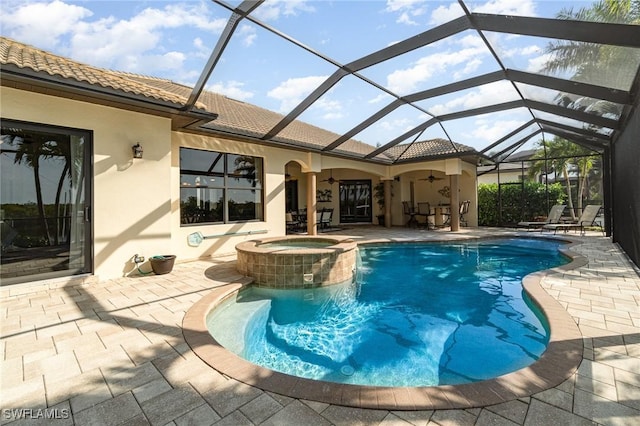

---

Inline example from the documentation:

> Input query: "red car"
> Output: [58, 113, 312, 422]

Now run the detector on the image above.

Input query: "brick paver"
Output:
[1, 227, 638, 425]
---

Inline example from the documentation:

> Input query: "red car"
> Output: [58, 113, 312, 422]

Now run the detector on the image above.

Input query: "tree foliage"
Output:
[528, 136, 599, 219]
[478, 182, 566, 226]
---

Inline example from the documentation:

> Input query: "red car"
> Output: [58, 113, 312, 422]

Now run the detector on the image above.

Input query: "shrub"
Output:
[478, 182, 566, 226]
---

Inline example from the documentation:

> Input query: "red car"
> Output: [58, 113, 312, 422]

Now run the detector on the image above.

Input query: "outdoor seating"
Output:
[317, 208, 334, 230]
[459, 200, 471, 227]
[402, 201, 418, 228]
[517, 204, 566, 230]
[542, 205, 603, 235]
[442, 201, 470, 227]
[285, 212, 301, 233]
[416, 202, 434, 229]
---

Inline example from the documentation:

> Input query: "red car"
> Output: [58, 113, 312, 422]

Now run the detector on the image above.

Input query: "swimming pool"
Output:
[207, 238, 570, 387]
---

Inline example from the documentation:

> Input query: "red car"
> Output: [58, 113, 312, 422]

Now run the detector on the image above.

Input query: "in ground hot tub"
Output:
[235, 235, 357, 288]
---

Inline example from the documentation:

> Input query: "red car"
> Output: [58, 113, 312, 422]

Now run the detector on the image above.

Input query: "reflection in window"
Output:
[180, 148, 263, 225]
[1, 121, 90, 283]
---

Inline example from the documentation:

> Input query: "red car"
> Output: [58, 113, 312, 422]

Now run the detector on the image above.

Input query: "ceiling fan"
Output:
[321, 170, 338, 185]
[420, 170, 444, 183]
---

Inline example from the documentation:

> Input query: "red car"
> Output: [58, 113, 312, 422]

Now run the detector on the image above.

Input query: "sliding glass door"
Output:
[1, 120, 92, 285]
[339, 180, 372, 223]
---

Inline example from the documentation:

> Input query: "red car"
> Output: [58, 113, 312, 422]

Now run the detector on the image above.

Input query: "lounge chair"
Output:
[517, 204, 566, 230]
[542, 205, 603, 235]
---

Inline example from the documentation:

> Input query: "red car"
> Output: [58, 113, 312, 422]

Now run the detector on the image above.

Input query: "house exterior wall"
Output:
[477, 170, 523, 185]
[1, 86, 172, 280]
[1, 86, 480, 282]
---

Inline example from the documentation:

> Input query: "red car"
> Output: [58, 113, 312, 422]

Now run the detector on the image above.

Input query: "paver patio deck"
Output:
[1, 227, 639, 425]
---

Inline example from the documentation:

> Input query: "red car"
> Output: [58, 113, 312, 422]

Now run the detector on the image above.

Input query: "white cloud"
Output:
[386, 46, 487, 94]
[459, 34, 485, 49]
[267, 75, 328, 112]
[369, 94, 390, 104]
[520, 45, 542, 56]
[526, 52, 553, 73]
[471, 118, 527, 142]
[253, 0, 315, 21]
[472, 0, 537, 16]
[428, 81, 518, 116]
[313, 98, 344, 120]
[207, 80, 254, 102]
[0, 0, 93, 49]
[386, 0, 427, 26]
[193, 37, 211, 60]
[1, 1, 227, 77]
[430, 3, 465, 25]
[378, 117, 414, 132]
[238, 24, 257, 47]
[397, 12, 418, 26]
[68, 3, 226, 68]
[385, 0, 426, 13]
[454, 58, 483, 79]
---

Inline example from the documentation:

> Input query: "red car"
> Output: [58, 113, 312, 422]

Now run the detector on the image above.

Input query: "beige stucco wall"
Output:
[172, 132, 297, 262]
[1, 86, 172, 280]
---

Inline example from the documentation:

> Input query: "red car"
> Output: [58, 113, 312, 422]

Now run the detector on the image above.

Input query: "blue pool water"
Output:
[208, 238, 569, 387]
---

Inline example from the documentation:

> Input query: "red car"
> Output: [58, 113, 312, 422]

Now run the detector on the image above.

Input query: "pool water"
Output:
[208, 238, 569, 387]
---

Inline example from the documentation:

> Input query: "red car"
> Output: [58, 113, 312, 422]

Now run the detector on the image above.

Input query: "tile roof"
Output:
[385, 139, 477, 161]
[1, 37, 479, 164]
[0, 37, 201, 108]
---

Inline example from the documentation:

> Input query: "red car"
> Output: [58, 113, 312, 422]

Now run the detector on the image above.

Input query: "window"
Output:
[180, 148, 263, 225]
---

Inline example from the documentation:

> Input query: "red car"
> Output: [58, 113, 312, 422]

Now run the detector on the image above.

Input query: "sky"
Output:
[0, 0, 612, 153]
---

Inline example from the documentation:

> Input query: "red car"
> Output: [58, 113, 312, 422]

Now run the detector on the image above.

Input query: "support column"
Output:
[306, 172, 318, 235]
[384, 179, 392, 228]
[449, 174, 460, 231]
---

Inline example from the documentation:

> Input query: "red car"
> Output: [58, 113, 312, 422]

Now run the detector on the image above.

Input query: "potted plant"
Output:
[373, 181, 392, 226]
[149, 255, 176, 275]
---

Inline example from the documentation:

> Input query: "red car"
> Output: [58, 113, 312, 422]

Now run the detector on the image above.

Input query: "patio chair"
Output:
[317, 208, 333, 230]
[416, 202, 434, 229]
[542, 205, 603, 235]
[402, 201, 418, 228]
[285, 212, 301, 233]
[442, 201, 470, 227]
[517, 204, 566, 230]
[459, 200, 471, 227]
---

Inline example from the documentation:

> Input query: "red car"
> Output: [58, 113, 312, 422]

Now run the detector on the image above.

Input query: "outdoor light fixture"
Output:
[132, 143, 143, 159]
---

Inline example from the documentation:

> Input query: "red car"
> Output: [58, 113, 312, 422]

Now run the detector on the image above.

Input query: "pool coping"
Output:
[183, 235, 586, 410]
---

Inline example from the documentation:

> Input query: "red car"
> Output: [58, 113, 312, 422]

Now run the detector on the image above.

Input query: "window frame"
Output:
[179, 147, 264, 226]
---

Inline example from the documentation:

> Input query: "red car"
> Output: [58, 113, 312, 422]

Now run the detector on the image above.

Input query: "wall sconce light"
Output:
[132, 143, 143, 159]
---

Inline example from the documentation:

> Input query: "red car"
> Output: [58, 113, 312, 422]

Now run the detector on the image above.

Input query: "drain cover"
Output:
[340, 365, 355, 376]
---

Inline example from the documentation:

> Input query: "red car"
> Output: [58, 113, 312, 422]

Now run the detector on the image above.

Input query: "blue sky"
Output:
[1, 0, 604, 152]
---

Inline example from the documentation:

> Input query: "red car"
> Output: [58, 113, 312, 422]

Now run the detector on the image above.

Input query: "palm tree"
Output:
[528, 137, 599, 220]
[544, 0, 640, 87]
[544, 0, 640, 119]
[11, 133, 54, 246]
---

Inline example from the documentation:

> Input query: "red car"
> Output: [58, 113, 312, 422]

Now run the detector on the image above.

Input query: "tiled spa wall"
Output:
[236, 238, 357, 288]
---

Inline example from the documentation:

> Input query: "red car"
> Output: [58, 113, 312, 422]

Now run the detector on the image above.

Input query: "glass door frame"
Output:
[338, 179, 372, 224]
[1, 119, 93, 285]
